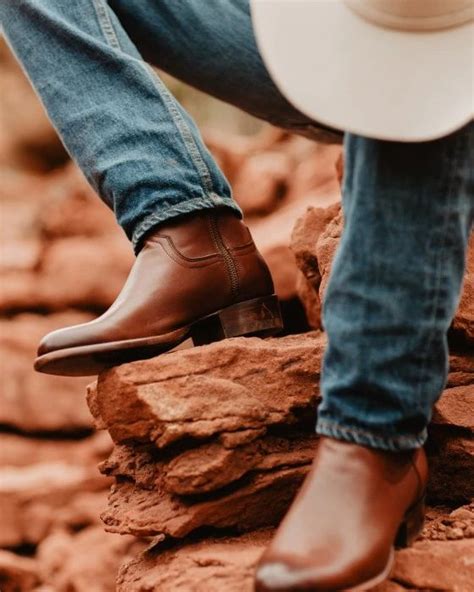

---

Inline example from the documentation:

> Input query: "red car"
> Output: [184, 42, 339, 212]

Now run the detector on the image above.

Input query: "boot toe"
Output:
[37, 324, 90, 356]
[255, 562, 307, 591]
[254, 547, 394, 591]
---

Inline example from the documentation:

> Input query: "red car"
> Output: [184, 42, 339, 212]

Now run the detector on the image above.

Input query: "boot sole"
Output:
[34, 294, 283, 376]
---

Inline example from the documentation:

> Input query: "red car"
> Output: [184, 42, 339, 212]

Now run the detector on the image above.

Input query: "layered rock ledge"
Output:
[80, 199, 474, 591]
[86, 326, 473, 591]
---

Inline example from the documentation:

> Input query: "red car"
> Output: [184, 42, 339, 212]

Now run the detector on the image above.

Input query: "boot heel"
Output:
[192, 295, 283, 346]
[395, 494, 426, 549]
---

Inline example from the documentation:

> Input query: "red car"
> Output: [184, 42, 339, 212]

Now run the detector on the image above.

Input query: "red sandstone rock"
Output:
[100, 434, 317, 498]
[0, 462, 109, 546]
[102, 465, 307, 538]
[249, 193, 340, 300]
[116, 530, 474, 592]
[36, 163, 119, 239]
[0, 236, 133, 313]
[98, 432, 317, 538]
[447, 352, 474, 387]
[0, 313, 94, 432]
[116, 529, 272, 592]
[421, 502, 474, 541]
[291, 204, 474, 341]
[391, 539, 474, 591]
[291, 202, 341, 328]
[427, 437, 474, 503]
[285, 143, 342, 203]
[233, 151, 292, 215]
[90, 333, 326, 447]
[37, 526, 143, 592]
[164, 434, 316, 495]
[0, 550, 39, 592]
[0, 40, 67, 172]
[453, 232, 474, 343]
[432, 385, 474, 431]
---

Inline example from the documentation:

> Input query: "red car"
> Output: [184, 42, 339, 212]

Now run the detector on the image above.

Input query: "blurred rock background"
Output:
[1, 35, 472, 592]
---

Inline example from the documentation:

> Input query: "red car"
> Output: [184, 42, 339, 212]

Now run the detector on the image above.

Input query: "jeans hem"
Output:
[315, 418, 428, 452]
[131, 194, 242, 252]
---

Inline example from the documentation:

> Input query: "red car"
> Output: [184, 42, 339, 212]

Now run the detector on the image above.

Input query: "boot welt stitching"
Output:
[154, 238, 224, 268]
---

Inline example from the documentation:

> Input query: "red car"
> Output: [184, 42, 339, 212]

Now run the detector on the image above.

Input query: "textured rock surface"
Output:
[90, 332, 326, 448]
[90, 334, 324, 538]
[452, 232, 474, 343]
[0, 431, 111, 468]
[391, 539, 474, 591]
[37, 526, 144, 592]
[0, 550, 40, 592]
[292, 203, 474, 343]
[116, 530, 273, 592]
[0, 235, 133, 313]
[0, 313, 94, 432]
[0, 461, 108, 547]
[291, 202, 342, 328]
[89, 333, 474, 543]
[116, 530, 474, 592]
[0, 38, 67, 171]
[85, 313, 474, 590]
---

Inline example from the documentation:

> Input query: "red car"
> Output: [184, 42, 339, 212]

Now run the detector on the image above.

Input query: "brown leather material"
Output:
[254, 437, 428, 591]
[36, 210, 275, 359]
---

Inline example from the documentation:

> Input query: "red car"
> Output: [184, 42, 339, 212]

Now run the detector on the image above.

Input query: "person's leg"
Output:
[0, 1, 333, 251]
[318, 122, 474, 450]
[108, 0, 335, 141]
[255, 123, 473, 591]
[0, 0, 241, 250]
[0, 0, 291, 375]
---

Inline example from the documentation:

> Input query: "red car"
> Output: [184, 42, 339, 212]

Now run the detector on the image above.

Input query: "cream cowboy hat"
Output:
[251, 0, 474, 141]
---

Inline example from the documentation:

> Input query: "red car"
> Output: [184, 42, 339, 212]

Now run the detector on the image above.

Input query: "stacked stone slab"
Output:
[86, 202, 473, 591]
[89, 328, 473, 590]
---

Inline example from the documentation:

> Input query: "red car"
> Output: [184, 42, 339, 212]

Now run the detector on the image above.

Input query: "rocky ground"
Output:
[1, 40, 473, 592]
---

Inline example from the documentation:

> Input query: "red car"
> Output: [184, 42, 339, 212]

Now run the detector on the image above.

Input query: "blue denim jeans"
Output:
[2, 1, 472, 451]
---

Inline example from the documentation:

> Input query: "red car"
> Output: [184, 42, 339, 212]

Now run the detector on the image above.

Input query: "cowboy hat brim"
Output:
[251, 0, 473, 142]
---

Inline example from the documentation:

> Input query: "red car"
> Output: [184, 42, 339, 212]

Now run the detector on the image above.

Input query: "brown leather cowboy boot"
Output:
[255, 437, 428, 592]
[34, 210, 282, 376]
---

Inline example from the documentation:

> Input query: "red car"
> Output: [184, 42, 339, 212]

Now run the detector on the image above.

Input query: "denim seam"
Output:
[131, 194, 240, 251]
[142, 63, 217, 200]
[414, 141, 458, 406]
[91, 1, 217, 204]
[92, 0, 231, 227]
[316, 418, 427, 451]
[91, 0, 122, 50]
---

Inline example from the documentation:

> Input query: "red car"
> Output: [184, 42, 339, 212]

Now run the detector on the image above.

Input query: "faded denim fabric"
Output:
[317, 126, 474, 450]
[0, 0, 326, 250]
[1, 1, 472, 450]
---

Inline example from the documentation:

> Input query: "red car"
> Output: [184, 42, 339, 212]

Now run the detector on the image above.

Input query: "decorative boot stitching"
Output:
[207, 215, 240, 300]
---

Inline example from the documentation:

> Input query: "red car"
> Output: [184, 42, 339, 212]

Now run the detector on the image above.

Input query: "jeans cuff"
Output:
[131, 194, 242, 253]
[315, 418, 428, 452]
